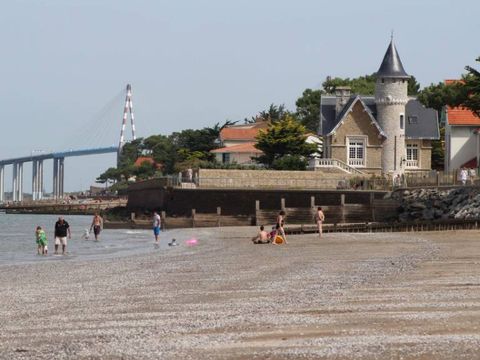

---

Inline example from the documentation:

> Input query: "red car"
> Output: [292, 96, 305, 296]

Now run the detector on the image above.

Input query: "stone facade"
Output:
[328, 101, 383, 172]
[198, 169, 356, 189]
[375, 78, 409, 175]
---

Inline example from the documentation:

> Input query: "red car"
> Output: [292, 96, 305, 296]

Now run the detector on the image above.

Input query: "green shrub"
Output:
[271, 155, 308, 170]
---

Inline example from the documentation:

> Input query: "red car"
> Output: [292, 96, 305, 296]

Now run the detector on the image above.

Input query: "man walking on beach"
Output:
[54, 216, 71, 255]
[153, 211, 161, 244]
[90, 213, 103, 241]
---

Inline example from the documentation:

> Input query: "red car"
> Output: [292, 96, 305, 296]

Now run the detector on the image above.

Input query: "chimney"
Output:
[335, 86, 351, 118]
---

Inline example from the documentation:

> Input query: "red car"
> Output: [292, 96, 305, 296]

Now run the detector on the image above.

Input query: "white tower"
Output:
[375, 39, 410, 175]
[118, 84, 136, 164]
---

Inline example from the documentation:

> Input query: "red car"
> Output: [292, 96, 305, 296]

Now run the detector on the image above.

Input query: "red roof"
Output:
[220, 127, 262, 141]
[211, 142, 263, 154]
[445, 80, 480, 126]
[134, 157, 161, 168]
[462, 158, 477, 168]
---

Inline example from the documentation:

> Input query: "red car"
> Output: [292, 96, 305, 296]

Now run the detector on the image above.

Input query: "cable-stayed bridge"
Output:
[0, 84, 136, 203]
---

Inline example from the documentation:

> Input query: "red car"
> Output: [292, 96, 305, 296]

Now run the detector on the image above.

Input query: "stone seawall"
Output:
[197, 169, 355, 189]
[394, 187, 480, 222]
[128, 182, 387, 215]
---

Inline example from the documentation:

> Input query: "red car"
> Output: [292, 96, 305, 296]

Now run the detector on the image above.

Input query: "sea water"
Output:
[0, 214, 179, 265]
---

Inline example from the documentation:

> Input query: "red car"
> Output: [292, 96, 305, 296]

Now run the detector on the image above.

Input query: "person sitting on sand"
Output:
[269, 226, 276, 240]
[35, 226, 48, 256]
[251, 225, 270, 244]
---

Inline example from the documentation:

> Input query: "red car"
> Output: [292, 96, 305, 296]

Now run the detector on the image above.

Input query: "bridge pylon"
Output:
[118, 84, 137, 165]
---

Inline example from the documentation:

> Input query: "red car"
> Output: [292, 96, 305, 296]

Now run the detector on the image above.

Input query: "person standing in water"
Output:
[54, 216, 71, 255]
[90, 213, 103, 241]
[315, 207, 325, 237]
[153, 211, 161, 244]
[35, 226, 48, 255]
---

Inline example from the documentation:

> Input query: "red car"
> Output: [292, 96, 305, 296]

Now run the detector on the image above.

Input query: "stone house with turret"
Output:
[317, 40, 439, 176]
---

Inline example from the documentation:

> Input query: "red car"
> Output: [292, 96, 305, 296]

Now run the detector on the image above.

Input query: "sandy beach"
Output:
[2, 227, 480, 359]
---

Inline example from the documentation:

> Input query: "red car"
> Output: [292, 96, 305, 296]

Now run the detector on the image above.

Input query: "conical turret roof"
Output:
[376, 40, 409, 79]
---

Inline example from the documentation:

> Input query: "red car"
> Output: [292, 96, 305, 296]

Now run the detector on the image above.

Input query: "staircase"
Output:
[309, 158, 366, 175]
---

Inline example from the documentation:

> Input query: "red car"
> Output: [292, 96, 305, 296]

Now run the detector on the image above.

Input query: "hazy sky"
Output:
[1, 0, 478, 192]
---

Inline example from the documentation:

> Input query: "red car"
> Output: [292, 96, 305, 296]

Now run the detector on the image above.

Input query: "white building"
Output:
[444, 81, 480, 171]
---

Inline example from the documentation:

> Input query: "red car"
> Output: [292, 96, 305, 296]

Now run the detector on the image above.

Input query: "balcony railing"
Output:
[309, 158, 365, 175]
[405, 160, 419, 168]
[348, 158, 365, 167]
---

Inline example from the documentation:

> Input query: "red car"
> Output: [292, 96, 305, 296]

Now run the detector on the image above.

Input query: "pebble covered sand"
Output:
[2, 227, 480, 359]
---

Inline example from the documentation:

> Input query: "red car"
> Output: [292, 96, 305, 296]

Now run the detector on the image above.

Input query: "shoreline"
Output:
[2, 228, 480, 358]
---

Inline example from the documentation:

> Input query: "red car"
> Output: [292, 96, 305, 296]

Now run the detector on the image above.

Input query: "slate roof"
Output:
[376, 40, 409, 79]
[319, 95, 439, 140]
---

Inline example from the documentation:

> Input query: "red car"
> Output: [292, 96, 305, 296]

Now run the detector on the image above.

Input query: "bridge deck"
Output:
[0, 146, 118, 165]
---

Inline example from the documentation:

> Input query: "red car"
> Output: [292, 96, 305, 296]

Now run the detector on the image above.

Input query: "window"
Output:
[347, 138, 365, 166]
[400, 114, 404, 130]
[381, 78, 385, 84]
[222, 153, 231, 163]
[406, 144, 418, 161]
[408, 116, 418, 124]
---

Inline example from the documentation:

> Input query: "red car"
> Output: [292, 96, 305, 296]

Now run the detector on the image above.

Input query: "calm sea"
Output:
[0, 214, 176, 265]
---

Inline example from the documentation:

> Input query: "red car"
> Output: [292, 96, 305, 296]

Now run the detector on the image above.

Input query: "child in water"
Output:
[35, 226, 48, 256]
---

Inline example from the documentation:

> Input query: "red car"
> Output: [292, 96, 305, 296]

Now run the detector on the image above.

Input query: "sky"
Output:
[1, 0, 479, 192]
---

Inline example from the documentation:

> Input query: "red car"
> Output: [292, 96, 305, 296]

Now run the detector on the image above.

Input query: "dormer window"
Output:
[408, 116, 418, 124]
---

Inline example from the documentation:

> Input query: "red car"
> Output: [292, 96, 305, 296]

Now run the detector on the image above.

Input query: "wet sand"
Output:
[1, 228, 480, 359]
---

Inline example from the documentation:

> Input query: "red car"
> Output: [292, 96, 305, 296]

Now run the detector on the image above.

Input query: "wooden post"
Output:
[310, 196, 316, 221]
[161, 211, 166, 230]
[281, 198, 285, 211]
[340, 194, 345, 223]
[370, 192, 375, 222]
[255, 200, 260, 226]
[192, 209, 196, 228]
[436, 171, 440, 187]
[217, 207, 221, 227]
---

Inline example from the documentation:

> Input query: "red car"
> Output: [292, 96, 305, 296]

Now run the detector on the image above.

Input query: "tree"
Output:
[117, 138, 143, 168]
[417, 82, 463, 171]
[322, 74, 376, 95]
[133, 160, 158, 180]
[254, 115, 317, 167]
[96, 167, 121, 184]
[407, 75, 421, 95]
[295, 88, 323, 133]
[143, 134, 177, 174]
[431, 127, 445, 170]
[271, 155, 309, 170]
[417, 82, 461, 112]
[455, 56, 480, 117]
[245, 104, 291, 124]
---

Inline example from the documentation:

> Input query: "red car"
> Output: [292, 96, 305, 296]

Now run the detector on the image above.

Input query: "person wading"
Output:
[54, 216, 71, 255]
[90, 213, 103, 241]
